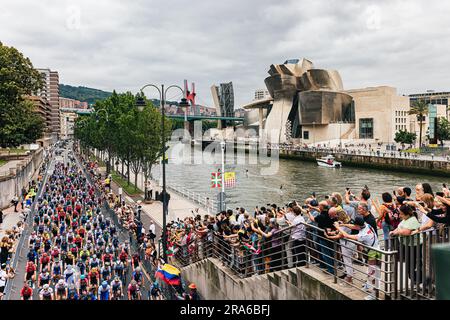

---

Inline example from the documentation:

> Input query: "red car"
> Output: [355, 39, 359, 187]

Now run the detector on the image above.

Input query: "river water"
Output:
[152, 144, 446, 210]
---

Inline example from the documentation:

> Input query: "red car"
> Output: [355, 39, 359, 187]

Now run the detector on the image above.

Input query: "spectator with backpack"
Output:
[374, 193, 400, 250]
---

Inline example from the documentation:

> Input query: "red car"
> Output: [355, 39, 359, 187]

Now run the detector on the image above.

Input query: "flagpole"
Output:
[220, 141, 225, 211]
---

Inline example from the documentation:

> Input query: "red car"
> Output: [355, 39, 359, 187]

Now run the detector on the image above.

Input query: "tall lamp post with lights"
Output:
[92, 107, 111, 174]
[135, 84, 189, 262]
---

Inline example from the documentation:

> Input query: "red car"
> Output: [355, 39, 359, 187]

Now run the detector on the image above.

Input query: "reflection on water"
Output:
[153, 145, 446, 210]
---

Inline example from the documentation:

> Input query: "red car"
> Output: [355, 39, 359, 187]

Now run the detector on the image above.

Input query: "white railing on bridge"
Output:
[166, 183, 218, 213]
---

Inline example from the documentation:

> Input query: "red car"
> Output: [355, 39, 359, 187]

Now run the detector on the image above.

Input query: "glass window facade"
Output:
[359, 118, 374, 139]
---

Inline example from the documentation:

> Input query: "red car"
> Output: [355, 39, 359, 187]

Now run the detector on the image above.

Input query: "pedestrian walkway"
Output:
[102, 162, 209, 228]
[0, 204, 23, 239]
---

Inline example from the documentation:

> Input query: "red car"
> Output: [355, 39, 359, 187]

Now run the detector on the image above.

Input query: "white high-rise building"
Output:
[36, 68, 60, 138]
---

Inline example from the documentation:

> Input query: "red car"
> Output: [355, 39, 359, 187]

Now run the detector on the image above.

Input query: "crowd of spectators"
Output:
[164, 182, 450, 299]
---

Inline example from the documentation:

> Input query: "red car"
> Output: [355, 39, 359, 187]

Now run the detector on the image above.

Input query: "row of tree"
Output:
[74, 91, 171, 194]
[0, 42, 45, 148]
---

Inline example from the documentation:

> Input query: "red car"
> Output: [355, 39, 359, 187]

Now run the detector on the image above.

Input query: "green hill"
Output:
[59, 84, 112, 105]
[60, 84, 179, 106]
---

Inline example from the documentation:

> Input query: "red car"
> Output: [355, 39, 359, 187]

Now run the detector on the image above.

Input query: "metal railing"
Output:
[268, 144, 450, 162]
[167, 220, 450, 300]
[166, 183, 218, 213]
[167, 222, 399, 300]
[387, 226, 449, 300]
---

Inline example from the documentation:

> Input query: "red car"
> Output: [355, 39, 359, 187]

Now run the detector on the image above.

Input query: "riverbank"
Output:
[200, 140, 450, 177]
[278, 149, 450, 178]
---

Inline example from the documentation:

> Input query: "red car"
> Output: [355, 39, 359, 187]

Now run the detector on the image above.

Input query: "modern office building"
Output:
[409, 91, 450, 109]
[36, 68, 60, 138]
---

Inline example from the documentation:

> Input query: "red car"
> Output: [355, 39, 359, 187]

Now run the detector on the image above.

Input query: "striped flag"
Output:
[224, 172, 236, 188]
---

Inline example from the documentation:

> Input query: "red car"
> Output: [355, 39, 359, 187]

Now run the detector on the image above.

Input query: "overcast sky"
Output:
[1, 0, 449, 107]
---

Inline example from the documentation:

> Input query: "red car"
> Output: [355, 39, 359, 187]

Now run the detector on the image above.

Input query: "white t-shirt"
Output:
[357, 223, 380, 249]
[0, 270, 7, 287]
[149, 224, 156, 235]
[285, 211, 296, 223]
[291, 215, 306, 240]
[256, 213, 266, 224]
[237, 214, 245, 226]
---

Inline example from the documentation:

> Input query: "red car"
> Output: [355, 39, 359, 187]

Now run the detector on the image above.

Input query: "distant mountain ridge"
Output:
[59, 84, 112, 105]
[59, 84, 177, 106]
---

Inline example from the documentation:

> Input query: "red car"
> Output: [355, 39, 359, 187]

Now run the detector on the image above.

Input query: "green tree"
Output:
[74, 92, 172, 193]
[437, 117, 450, 146]
[394, 129, 416, 145]
[0, 42, 44, 147]
[408, 100, 429, 148]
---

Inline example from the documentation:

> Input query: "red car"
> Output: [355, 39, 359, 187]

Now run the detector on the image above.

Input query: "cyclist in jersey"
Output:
[100, 262, 112, 281]
[20, 282, 33, 300]
[132, 266, 144, 286]
[149, 281, 162, 300]
[55, 278, 68, 300]
[67, 284, 79, 300]
[38, 268, 51, 288]
[98, 280, 111, 300]
[131, 253, 140, 270]
[39, 284, 54, 300]
[111, 276, 123, 300]
[127, 280, 141, 300]
[63, 264, 75, 285]
[51, 258, 63, 283]
[113, 259, 125, 281]
[78, 274, 88, 294]
[24, 261, 36, 284]
[89, 267, 100, 288]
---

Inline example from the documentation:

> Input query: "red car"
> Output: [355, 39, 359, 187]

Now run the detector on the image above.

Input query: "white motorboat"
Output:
[316, 155, 342, 168]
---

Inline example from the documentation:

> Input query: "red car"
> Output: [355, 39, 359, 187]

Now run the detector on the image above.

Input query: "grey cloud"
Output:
[0, 0, 449, 106]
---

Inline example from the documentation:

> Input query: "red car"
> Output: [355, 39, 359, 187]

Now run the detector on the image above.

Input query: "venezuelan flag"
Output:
[155, 264, 181, 285]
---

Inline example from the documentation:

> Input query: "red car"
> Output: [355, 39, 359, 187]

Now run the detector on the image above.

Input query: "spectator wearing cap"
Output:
[189, 283, 200, 300]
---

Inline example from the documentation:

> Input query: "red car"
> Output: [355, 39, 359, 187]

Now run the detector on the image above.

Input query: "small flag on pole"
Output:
[224, 172, 236, 188]
[211, 172, 222, 188]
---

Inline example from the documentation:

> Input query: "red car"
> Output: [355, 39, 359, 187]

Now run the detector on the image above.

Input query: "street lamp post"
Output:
[220, 141, 226, 211]
[93, 107, 111, 174]
[136, 84, 189, 262]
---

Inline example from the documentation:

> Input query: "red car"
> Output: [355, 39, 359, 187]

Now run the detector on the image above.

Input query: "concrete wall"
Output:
[181, 258, 359, 300]
[301, 123, 355, 145]
[345, 86, 410, 143]
[0, 148, 43, 209]
[279, 149, 450, 177]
